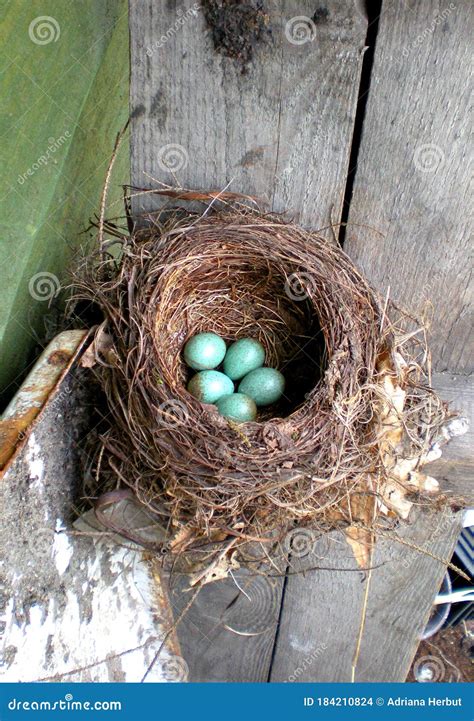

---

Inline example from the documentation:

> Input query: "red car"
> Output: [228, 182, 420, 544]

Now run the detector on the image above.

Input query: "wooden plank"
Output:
[270, 509, 464, 682]
[272, 1, 473, 682]
[130, 0, 367, 681]
[168, 570, 283, 682]
[130, 0, 367, 233]
[344, 0, 473, 373]
[429, 372, 473, 499]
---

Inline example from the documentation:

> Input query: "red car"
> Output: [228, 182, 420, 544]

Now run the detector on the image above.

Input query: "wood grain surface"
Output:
[168, 570, 284, 682]
[130, 0, 367, 234]
[270, 509, 464, 682]
[429, 372, 473, 499]
[344, 0, 473, 373]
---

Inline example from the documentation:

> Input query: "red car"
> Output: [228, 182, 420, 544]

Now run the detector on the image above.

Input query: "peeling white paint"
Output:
[288, 634, 315, 654]
[1, 330, 179, 684]
[1, 539, 178, 683]
[51, 520, 73, 576]
[26, 434, 45, 491]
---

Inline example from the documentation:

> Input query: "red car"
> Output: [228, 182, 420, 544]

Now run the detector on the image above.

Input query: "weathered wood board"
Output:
[130, 0, 368, 681]
[270, 510, 464, 682]
[429, 372, 473, 498]
[130, 0, 367, 233]
[169, 569, 283, 682]
[344, 0, 473, 373]
[270, 513, 463, 682]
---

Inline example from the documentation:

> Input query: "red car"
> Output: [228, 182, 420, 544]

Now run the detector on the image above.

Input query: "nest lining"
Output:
[73, 193, 449, 568]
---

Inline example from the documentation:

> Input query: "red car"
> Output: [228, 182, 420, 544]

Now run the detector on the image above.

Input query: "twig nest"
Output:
[74, 194, 450, 568]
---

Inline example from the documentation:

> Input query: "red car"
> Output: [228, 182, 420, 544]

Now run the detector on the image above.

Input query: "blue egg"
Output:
[187, 370, 234, 404]
[238, 367, 285, 406]
[183, 332, 226, 370]
[216, 393, 257, 422]
[223, 338, 265, 381]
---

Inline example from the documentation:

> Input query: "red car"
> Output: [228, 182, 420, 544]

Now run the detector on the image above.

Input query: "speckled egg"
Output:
[223, 337, 265, 381]
[238, 367, 285, 406]
[216, 393, 257, 423]
[187, 370, 234, 404]
[183, 332, 226, 370]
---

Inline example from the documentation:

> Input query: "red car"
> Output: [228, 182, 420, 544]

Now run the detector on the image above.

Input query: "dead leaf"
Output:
[188, 551, 240, 588]
[80, 322, 114, 368]
[169, 525, 195, 553]
[345, 526, 373, 568]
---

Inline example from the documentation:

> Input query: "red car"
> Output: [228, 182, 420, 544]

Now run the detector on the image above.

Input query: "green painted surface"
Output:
[0, 0, 129, 407]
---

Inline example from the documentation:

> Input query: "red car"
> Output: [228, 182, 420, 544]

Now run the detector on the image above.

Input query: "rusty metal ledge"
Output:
[0, 329, 91, 477]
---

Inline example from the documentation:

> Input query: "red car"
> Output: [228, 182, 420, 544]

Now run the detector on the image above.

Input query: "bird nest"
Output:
[73, 189, 452, 581]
